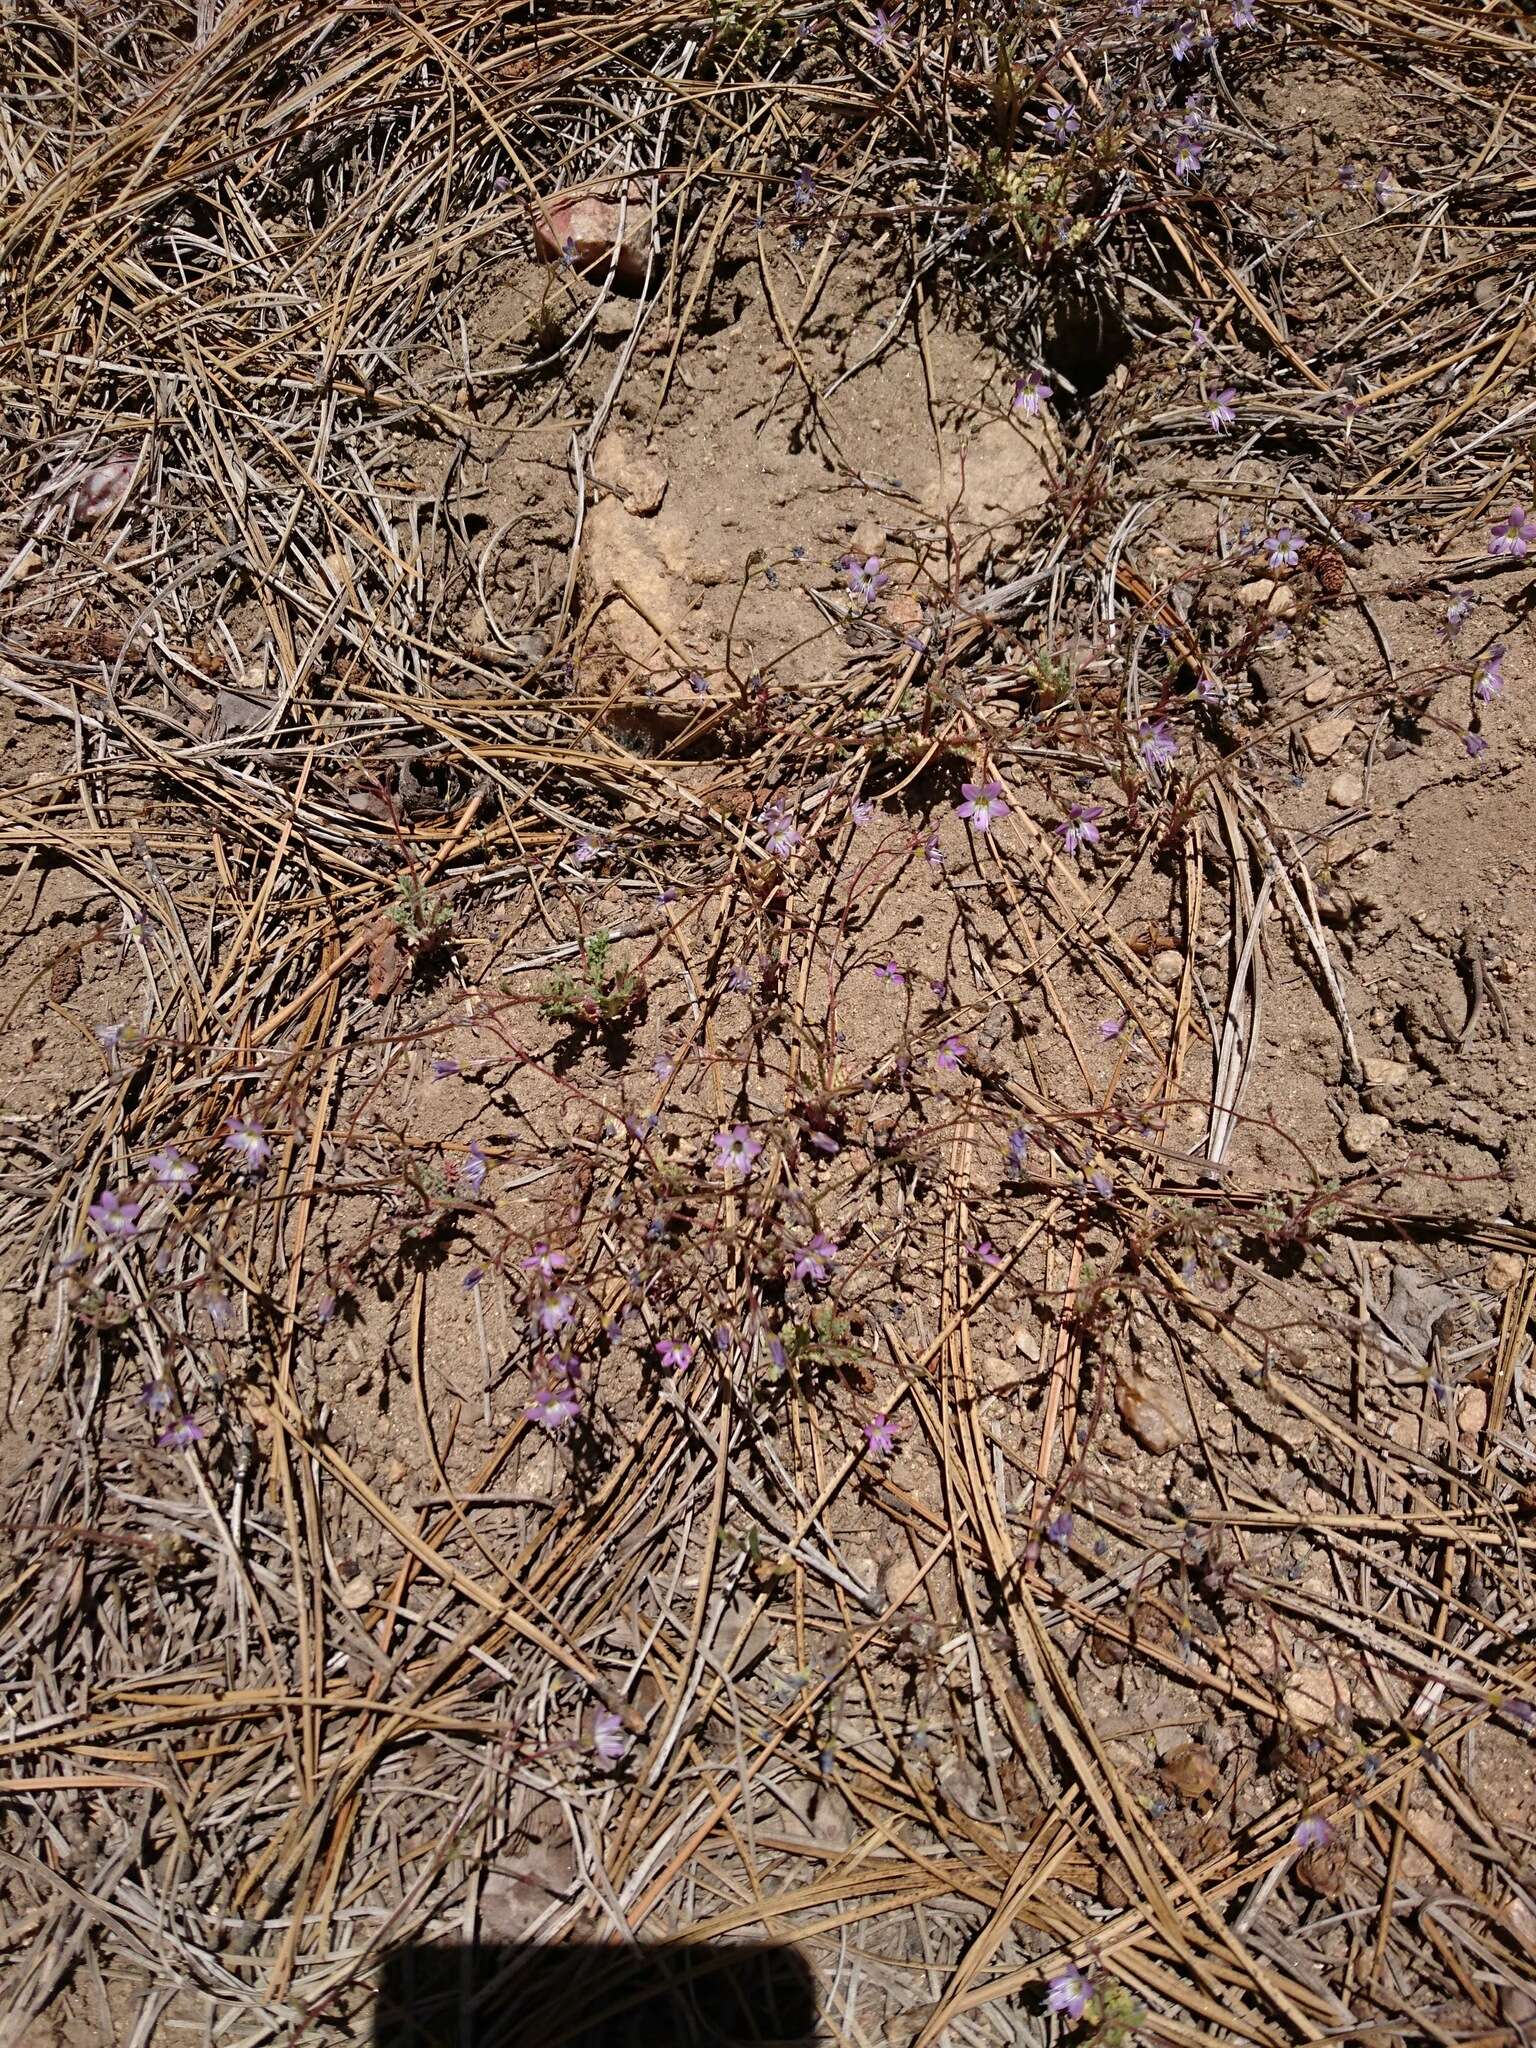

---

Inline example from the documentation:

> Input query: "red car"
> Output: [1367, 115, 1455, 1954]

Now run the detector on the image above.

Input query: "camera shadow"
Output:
[373, 1938, 817, 2048]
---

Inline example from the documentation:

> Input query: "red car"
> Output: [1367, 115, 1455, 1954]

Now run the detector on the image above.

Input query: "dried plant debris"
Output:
[2, 0, 1536, 2044]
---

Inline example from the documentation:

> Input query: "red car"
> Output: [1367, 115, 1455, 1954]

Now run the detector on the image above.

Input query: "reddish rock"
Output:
[533, 183, 651, 288]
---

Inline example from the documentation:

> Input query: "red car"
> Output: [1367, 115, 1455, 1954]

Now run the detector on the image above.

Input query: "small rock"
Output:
[1295, 1836, 1351, 1897]
[850, 517, 886, 558]
[1484, 1250, 1524, 1293]
[1303, 672, 1336, 706]
[533, 183, 651, 287]
[1341, 1112, 1390, 1159]
[1360, 1057, 1412, 1091]
[1305, 715, 1354, 763]
[1116, 1372, 1188, 1454]
[338, 1571, 375, 1611]
[1160, 1741, 1221, 1801]
[592, 294, 637, 340]
[1238, 576, 1295, 617]
[1327, 770, 1365, 808]
[1151, 948, 1184, 986]
[1457, 1386, 1488, 1437]
[1284, 1667, 1338, 1730]
[596, 434, 666, 516]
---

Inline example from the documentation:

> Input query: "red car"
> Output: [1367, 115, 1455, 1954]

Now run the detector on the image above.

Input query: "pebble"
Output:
[1284, 1667, 1338, 1730]
[1484, 1250, 1524, 1293]
[1341, 1111, 1390, 1159]
[849, 517, 886, 558]
[1303, 673, 1336, 706]
[1360, 1056, 1412, 1091]
[1151, 948, 1184, 986]
[1305, 715, 1354, 763]
[1238, 576, 1296, 617]
[1116, 1372, 1188, 1454]
[1327, 770, 1365, 808]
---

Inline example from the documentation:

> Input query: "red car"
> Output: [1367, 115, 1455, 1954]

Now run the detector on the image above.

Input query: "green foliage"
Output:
[537, 932, 642, 1025]
[391, 873, 453, 948]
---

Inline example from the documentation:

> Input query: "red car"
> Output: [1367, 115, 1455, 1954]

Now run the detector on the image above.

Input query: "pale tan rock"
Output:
[1327, 770, 1365, 808]
[1116, 1371, 1187, 1454]
[1341, 1111, 1390, 1159]
[595, 434, 666, 515]
[1484, 1250, 1524, 1292]
[1151, 948, 1184, 986]
[1238, 576, 1296, 616]
[1303, 672, 1336, 705]
[1305, 715, 1354, 763]
[1284, 1667, 1338, 1730]
[1360, 1057, 1412, 1091]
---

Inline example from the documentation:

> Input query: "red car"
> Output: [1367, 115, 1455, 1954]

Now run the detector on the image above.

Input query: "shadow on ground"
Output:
[373, 1939, 817, 2047]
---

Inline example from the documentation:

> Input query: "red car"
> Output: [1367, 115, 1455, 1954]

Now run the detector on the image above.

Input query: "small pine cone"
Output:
[1312, 548, 1347, 595]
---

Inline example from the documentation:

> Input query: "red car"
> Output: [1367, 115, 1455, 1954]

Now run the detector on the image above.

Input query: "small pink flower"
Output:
[935, 1036, 967, 1072]
[526, 1383, 580, 1429]
[863, 1411, 899, 1457]
[956, 779, 1009, 833]
[713, 1124, 762, 1176]
[592, 1710, 629, 1763]
[656, 1336, 695, 1372]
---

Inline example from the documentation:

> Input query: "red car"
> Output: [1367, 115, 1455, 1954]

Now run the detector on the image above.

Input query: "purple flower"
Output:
[713, 1124, 763, 1176]
[1055, 802, 1103, 855]
[1444, 595, 1473, 636]
[760, 803, 802, 858]
[457, 1141, 487, 1195]
[1173, 133, 1204, 179]
[851, 797, 875, 825]
[924, 832, 943, 870]
[536, 1289, 575, 1334]
[526, 1382, 580, 1428]
[1474, 645, 1505, 701]
[1339, 161, 1362, 192]
[1138, 719, 1178, 771]
[1045, 1969, 1093, 2021]
[874, 961, 905, 985]
[1045, 1510, 1074, 1549]
[1043, 104, 1080, 142]
[88, 1189, 142, 1241]
[431, 1056, 460, 1078]
[656, 1336, 695, 1373]
[846, 554, 890, 605]
[868, 6, 899, 49]
[726, 961, 755, 994]
[1099, 1014, 1125, 1041]
[936, 1035, 967, 1072]
[1007, 1128, 1030, 1173]
[957, 779, 1009, 833]
[1170, 18, 1197, 57]
[1489, 505, 1536, 559]
[140, 1379, 173, 1416]
[145, 1146, 197, 1192]
[523, 1243, 568, 1282]
[1206, 387, 1236, 432]
[652, 1053, 675, 1081]
[223, 1116, 270, 1172]
[793, 1232, 837, 1283]
[158, 1417, 205, 1451]
[592, 1710, 629, 1763]
[1264, 526, 1302, 570]
[1465, 732, 1489, 758]
[573, 838, 597, 864]
[1230, 0, 1256, 23]
[968, 1239, 1004, 1269]
[863, 1411, 898, 1457]
[1012, 370, 1052, 416]
[1294, 1815, 1332, 1849]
